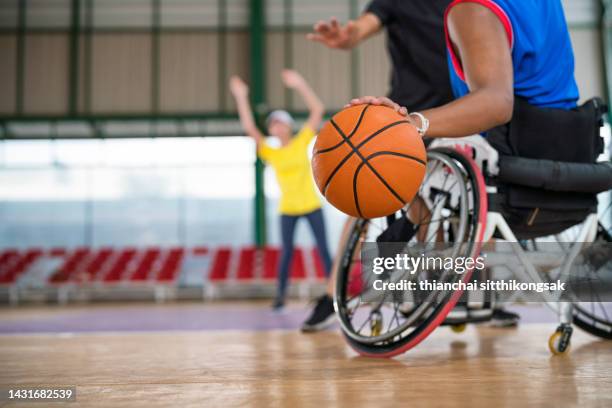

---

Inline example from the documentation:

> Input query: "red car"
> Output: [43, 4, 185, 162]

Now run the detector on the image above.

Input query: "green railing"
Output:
[603, 0, 612, 123]
[0, 0, 363, 139]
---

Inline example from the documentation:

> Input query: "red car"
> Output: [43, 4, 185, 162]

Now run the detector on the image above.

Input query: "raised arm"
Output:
[306, 13, 382, 50]
[348, 3, 513, 138]
[281, 70, 325, 131]
[229, 76, 265, 146]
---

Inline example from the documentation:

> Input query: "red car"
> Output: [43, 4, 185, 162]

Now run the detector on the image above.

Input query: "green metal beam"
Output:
[1, 130, 241, 140]
[84, 0, 93, 113]
[0, 112, 238, 122]
[68, 0, 81, 114]
[217, 0, 228, 111]
[0, 110, 330, 123]
[15, 0, 27, 115]
[0, 24, 601, 36]
[602, 0, 612, 124]
[250, 0, 267, 247]
[151, 0, 161, 117]
[0, 110, 335, 140]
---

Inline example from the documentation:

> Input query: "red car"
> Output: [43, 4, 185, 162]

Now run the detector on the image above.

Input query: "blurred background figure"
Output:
[230, 71, 333, 320]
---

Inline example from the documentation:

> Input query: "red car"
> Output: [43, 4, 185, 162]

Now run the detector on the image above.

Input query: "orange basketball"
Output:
[311, 104, 427, 219]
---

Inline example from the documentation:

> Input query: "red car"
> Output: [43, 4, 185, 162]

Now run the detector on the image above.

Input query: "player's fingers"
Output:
[306, 33, 325, 43]
[349, 96, 374, 106]
[345, 20, 356, 33]
[376, 96, 403, 112]
[330, 17, 339, 30]
[316, 22, 331, 35]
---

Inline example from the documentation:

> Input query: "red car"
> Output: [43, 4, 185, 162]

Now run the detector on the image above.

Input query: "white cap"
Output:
[266, 110, 295, 127]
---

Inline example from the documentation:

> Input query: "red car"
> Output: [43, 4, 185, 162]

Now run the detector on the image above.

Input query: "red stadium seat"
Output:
[49, 248, 67, 257]
[103, 248, 137, 282]
[263, 247, 280, 279]
[49, 247, 90, 283]
[262, 247, 306, 280]
[290, 248, 306, 279]
[156, 247, 184, 282]
[311, 248, 327, 279]
[0, 248, 43, 284]
[80, 248, 114, 281]
[236, 247, 256, 280]
[0, 249, 20, 279]
[192, 247, 209, 256]
[208, 247, 232, 281]
[130, 247, 161, 281]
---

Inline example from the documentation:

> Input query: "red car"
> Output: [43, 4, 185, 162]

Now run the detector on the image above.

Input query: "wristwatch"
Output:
[409, 112, 429, 137]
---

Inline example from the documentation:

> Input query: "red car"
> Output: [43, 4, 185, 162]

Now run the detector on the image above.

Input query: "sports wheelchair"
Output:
[333, 99, 612, 358]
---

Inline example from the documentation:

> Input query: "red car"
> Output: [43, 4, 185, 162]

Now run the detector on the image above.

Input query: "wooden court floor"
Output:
[1, 303, 611, 407]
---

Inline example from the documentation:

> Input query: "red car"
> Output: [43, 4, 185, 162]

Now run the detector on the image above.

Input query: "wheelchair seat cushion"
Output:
[485, 96, 607, 237]
[498, 157, 612, 194]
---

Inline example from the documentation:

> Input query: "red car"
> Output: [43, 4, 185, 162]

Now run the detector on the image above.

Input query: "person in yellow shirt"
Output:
[229, 70, 333, 319]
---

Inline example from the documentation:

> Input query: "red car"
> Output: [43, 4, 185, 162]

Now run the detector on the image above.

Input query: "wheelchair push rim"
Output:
[334, 148, 488, 357]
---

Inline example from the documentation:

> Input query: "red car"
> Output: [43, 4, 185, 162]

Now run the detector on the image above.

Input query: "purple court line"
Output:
[0, 304, 555, 335]
[0, 304, 314, 334]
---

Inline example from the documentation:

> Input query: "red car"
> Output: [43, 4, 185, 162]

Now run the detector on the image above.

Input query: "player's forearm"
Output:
[295, 81, 324, 117]
[234, 96, 264, 143]
[422, 88, 513, 138]
[348, 13, 382, 48]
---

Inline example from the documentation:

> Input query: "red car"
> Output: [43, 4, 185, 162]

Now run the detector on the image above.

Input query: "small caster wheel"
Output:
[370, 311, 382, 337]
[549, 324, 573, 355]
[451, 323, 467, 333]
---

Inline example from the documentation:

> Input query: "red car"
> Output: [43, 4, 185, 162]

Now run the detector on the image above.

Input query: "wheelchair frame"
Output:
[334, 138, 611, 357]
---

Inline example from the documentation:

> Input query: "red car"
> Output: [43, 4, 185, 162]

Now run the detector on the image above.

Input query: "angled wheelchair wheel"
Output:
[572, 223, 612, 340]
[334, 148, 487, 357]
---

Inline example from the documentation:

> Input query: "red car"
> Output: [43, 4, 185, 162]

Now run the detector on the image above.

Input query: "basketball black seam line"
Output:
[321, 120, 412, 194]
[352, 151, 426, 218]
[322, 119, 412, 196]
[353, 163, 364, 218]
[315, 104, 370, 155]
[364, 150, 427, 166]
[328, 119, 407, 207]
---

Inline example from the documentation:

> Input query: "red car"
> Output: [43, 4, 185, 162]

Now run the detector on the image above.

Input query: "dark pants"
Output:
[276, 208, 332, 301]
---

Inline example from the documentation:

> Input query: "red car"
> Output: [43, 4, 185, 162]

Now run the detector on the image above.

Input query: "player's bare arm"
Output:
[349, 4, 513, 139]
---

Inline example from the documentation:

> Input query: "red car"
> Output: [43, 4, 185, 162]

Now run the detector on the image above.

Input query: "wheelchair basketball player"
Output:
[307, 0, 524, 331]
[349, 0, 605, 229]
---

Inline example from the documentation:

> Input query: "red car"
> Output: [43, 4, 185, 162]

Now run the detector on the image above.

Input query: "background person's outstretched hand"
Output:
[306, 17, 358, 50]
[281, 69, 307, 89]
[229, 75, 249, 99]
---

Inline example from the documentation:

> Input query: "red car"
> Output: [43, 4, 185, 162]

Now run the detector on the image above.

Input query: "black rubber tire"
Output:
[335, 148, 485, 356]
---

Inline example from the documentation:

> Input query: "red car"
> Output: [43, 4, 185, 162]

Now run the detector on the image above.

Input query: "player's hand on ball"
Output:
[347, 96, 409, 117]
[281, 69, 306, 89]
[307, 17, 357, 50]
[229, 76, 249, 98]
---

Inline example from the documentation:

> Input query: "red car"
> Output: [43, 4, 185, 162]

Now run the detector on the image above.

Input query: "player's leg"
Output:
[274, 214, 298, 310]
[325, 217, 356, 297]
[305, 209, 332, 275]
[300, 209, 334, 332]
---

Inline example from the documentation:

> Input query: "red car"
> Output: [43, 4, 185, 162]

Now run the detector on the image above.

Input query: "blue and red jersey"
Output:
[444, 0, 579, 110]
